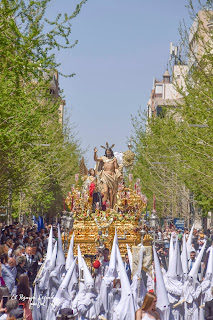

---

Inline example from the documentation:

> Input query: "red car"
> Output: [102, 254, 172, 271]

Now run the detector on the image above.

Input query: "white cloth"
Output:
[142, 313, 155, 320]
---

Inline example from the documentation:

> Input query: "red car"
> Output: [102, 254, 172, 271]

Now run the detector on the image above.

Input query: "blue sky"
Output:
[46, 0, 194, 168]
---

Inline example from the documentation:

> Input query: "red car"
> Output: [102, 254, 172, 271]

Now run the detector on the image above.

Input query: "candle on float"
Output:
[71, 196, 74, 210]
[134, 183, 137, 190]
[96, 202, 99, 210]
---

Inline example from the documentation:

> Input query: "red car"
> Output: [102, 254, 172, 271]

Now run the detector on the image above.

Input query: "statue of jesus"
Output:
[94, 143, 121, 209]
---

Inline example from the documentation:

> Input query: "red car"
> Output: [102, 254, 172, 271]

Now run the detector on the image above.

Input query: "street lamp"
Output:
[140, 211, 147, 245]
[149, 210, 159, 245]
[61, 211, 74, 252]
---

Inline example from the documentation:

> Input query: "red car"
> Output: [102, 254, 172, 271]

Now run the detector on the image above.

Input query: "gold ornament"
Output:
[122, 149, 135, 167]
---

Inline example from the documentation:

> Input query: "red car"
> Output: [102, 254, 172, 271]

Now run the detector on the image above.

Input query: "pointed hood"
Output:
[48, 241, 57, 272]
[206, 246, 213, 276]
[153, 246, 170, 311]
[167, 239, 178, 277]
[104, 229, 118, 279]
[181, 234, 188, 275]
[186, 224, 194, 259]
[188, 241, 206, 279]
[169, 235, 174, 267]
[67, 262, 78, 296]
[50, 261, 77, 317]
[82, 257, 94, 288]
[46, 226, 53, 264]
[56, 224, 66, 266]
[37, 226, 53, 282]
[114, 243, 135, 320]
[66, 233, 75, 271]
[126, 244, 133, 272]
[77, 245, 85, 291]
[116, 243, 132, 299]
[32, 283, 41, 320]
[176, 238, 183, 276]
[77, 245, 84, 271]
[60, 258, 77, 290]
[167, 238, 183, 277]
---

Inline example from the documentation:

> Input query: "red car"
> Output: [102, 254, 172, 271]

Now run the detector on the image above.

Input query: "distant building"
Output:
[188, 10, 213, 68]
[49, 70, 66, 125]
[147, 65, 188, 120]
[34, 69, 65, 125]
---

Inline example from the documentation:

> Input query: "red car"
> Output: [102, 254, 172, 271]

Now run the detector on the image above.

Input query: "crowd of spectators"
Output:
[0, 222, 53, 320]
[154, 225, 213, 277]
[0, 221, 212, 319]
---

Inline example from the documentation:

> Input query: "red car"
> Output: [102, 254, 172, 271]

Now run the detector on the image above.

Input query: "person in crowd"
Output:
[192, 229, 199, 251]
[0, 288, 7, 318]
[205, 287, 213, 320]
[198, 232, 206, 253]
[93, 248, 109, 276]
[163, 229, 170, 253]
[177, 229, 183, 250]
[16, 256, 26, 285]
[5, 241, 13, 259]
[156, 245, 167, 272]
[184, 228, 189, 240]
[31, 243, 42, 263]
[157, 228, 162, 241]
[124, 253, 131, 283]
[135, 292, 160, 320]
[13, 247, 22, 258]
[188, 250, 196, 272]
[23, 237, 31, 247]
[0, 231, 7, 245]
[16, 274, 32, 320]
[102, 247, 110, 276]
[0, 254, 8, 287]
[0, 299, 21, 320]
[0, 258, 17, 294]
[24, 247, 38, 289]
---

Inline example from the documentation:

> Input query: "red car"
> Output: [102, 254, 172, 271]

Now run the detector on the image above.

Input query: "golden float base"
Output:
[66, 220, 142, 256]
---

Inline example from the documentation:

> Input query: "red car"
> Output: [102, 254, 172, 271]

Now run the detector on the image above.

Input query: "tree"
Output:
[0, 0, 86, 221]
[132, 2, 213, 220]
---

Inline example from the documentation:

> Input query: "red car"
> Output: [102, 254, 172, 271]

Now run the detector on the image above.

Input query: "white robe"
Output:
[182, 279, 201, 320]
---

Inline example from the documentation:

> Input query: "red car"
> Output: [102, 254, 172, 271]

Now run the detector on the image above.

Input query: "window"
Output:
[155, 85, 163, 94]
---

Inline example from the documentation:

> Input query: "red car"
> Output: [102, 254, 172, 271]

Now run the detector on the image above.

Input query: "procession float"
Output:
[62, 142, 153, 268]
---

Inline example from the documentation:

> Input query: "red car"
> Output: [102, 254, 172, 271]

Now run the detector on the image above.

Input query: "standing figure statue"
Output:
[94, 142, 122, 209]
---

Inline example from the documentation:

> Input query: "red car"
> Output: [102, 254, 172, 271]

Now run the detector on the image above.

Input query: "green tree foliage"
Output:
[132, 2, 213, 218]
[0, 0, 86, 221]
